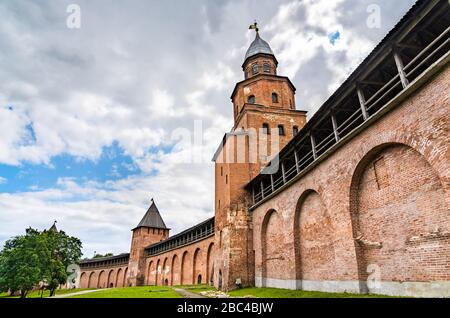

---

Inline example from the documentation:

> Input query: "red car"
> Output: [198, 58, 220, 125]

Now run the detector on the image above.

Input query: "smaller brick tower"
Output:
[127, 199, 169, 286]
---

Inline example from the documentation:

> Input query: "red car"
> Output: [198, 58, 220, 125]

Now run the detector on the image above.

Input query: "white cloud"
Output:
[0, 177, 7, 185]
[0, 0, 417, 257]
[0, 164, 213, 257]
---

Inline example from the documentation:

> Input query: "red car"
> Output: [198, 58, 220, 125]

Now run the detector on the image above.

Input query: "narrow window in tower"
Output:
[252, 63, 259, 75]
[218, 200, 221, 209]
[263, 63, 270, 73]
[272, 93, 279, 103]
[262, 123, 270, 134]
[278, 125, 285, 136]
[220, 166, 223, 176]
[226, 175, 228, 184]
[248, 95, 256, 104]
[293, 126, 299, 136]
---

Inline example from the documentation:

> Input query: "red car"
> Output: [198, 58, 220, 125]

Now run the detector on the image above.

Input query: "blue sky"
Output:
[0, 143, 141, 193]
[0, 0, 416, 257]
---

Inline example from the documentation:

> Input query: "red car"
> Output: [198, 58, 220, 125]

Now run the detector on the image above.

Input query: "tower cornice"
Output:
[230, 74, 296, 100]
[233, 104, 307, 131]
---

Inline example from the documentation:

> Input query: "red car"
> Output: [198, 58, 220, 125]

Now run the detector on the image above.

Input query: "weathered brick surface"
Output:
[144, 236, 215, 286]
[79, 265, 129, 289]
[251, 64, 450, 294]
[213, 52, 307, 290]
[296, 191, 336, 281]
[128, 227, 169, 286]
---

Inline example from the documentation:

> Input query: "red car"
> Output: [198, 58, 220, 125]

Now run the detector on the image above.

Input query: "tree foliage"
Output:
[42, 228, 82, 296]
[0, 227, 82, 298]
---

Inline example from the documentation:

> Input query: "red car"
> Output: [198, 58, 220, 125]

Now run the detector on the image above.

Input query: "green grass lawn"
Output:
[69, 286, 181, 298]
[174, 284, 216, 294]
[1, 285, 398, 298]
[228, 287, 396, 298]
[0, 288, 93, 298]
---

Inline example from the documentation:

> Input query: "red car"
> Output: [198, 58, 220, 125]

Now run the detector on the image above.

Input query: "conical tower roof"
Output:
[133, 199, 168, 231]
[244, 32, 275, 61]
[49, 220, 58, 232]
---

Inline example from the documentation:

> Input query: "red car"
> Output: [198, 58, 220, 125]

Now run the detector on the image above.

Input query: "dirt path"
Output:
[173, 288, 206, 298]
[50, 289, 102, 298]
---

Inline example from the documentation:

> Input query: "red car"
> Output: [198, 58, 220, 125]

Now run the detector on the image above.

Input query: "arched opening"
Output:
[349, 143, 448, 294]
[147, 261, 154, 285]
[193, 248, 203, 285]
[79, 272, 88, 289]
[248, 95, 256, 104]
[261, 209, 285, 287]
[252, 63, 259, 75]
[155, 259, 161, 286]
[107, 269, 115, 288]
[181, 251, 191, 285]
[164, 279, 169, 286]
[197, 275, 202, 285]
[171, 255, 180, 286]
[88, 272, 97, 288]
[206, 243, 215, 285]
[123, 267, 128, 287]
[294, 190, 336, 285]
[272, 92, 279, 103]
[97, 270, 106, 289]
[162, 258, 169, 286]
[116, 268, 123, 288]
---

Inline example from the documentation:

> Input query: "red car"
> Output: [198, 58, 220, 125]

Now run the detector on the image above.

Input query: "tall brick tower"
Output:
[212, 24, 307, 290]
[127, 199, 169, 286]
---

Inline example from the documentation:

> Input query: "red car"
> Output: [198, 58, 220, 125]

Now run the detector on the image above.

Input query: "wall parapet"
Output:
[145, 217, 214, 257]
[248, 0, 450, 208]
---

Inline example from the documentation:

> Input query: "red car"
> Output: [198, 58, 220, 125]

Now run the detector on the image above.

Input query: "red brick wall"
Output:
[261, 210, 284, 280]
[143, 236, 215, 287]
[352, 144, 449, 282]
[296, 191, 336, 281]
[251, 62, 450, 296]
[213, 53, 307, 290]
[128, 227, 169, 286]
[79, 265, 128, 289]
[79, 235, 215, 290]
[233, 77, 296, 115]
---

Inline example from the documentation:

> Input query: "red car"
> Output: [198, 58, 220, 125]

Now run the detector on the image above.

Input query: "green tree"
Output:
[42, 228, 82, 297]
[0, 228, 49, 298]
[0, 226, 82, 298]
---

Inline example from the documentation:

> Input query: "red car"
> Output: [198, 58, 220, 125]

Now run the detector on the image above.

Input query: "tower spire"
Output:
[49, 220, 58, 232]
[249, 21, 259, 35]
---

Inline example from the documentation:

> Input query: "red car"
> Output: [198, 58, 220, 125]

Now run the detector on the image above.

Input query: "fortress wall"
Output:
[144, 235, 215, 287]
[251, 63, 450, 297]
